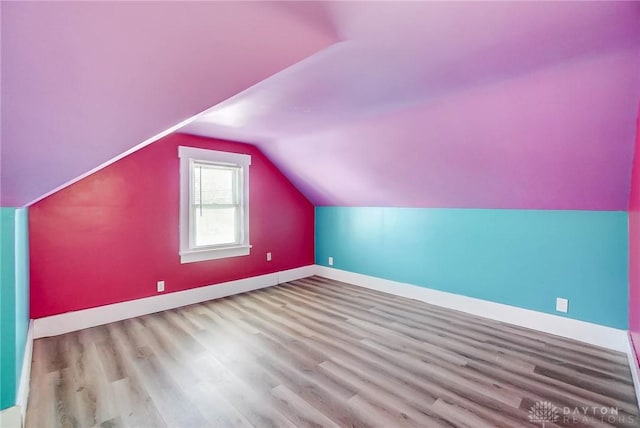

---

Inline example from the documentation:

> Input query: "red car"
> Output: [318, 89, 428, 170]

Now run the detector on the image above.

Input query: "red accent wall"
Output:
[29, 134, 314, 318]
[629, 106, 640, 364]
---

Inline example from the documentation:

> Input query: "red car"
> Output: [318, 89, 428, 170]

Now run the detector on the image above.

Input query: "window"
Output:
[179, 146, 251, 263]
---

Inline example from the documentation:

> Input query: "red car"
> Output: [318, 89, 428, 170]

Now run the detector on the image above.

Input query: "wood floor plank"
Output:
[270, 384, 341, 428]
[26, 276, 639, 428]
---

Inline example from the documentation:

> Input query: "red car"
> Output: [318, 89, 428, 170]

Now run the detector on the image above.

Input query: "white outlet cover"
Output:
[556, 297, 568, 313]
[157, 280, 165, 293]
[328, 257, 334, 266]
[266, 252, 272, 261]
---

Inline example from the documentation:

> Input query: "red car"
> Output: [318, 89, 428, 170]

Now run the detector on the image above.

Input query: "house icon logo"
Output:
[529, 401, 559, 427]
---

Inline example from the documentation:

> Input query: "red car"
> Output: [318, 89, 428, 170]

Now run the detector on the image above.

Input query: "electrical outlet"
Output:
[266, 252, 272, 262]
[556, 297, 568, 313]
[328, 256, 334, 266]
[157, 280, 165, 293]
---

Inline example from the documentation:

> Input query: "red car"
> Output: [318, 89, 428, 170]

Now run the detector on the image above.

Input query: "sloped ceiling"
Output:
[184, 1, 640, 210]
[2, 2, 640, 210]
[0, 1, 338, 206]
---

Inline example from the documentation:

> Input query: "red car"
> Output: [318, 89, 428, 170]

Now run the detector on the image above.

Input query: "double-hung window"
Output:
[179, 146, 251, 263]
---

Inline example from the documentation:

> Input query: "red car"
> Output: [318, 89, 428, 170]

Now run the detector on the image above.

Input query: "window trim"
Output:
[179, 146, 251, 263]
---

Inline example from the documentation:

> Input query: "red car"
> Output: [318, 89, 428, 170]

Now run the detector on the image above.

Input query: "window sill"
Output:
[180, 244, 251, 264]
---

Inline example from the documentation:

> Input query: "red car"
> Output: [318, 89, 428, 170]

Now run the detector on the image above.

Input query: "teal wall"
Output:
[315, 207, 628, 329]
[1, 208, 30, 410]
[1, 208, 17, 409]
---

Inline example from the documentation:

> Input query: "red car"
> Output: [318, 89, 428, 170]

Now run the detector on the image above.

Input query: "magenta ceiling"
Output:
[0, 1, 337, 206]
[3, 2, 640, 210]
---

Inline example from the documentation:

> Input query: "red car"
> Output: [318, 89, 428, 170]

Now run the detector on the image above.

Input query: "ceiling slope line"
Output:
[23, 114, 205, 208]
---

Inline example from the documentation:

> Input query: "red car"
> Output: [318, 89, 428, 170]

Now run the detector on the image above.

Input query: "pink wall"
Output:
[629, 106, 640, 364]
[29, 134, 314, 318]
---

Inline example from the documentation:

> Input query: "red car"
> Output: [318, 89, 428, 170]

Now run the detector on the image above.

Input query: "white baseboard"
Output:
[16, 320, 33, 423]
[626, 334, 640, 411]
[278, 266, 315, 284]
[33, 265, 315, 338]
[313, 266, 629, 352]
[0, 406, 21, 428]
[31, 263, 629, 353]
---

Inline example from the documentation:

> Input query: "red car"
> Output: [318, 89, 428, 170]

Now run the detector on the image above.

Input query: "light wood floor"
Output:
[26, 276, 639, 428]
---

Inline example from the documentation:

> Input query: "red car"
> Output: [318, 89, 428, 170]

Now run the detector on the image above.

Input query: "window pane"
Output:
[193, 163, 237, 205]
[194, 206, 237, 246]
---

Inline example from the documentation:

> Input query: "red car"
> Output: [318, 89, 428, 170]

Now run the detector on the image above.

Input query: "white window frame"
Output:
[179, 146, 251, 263]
